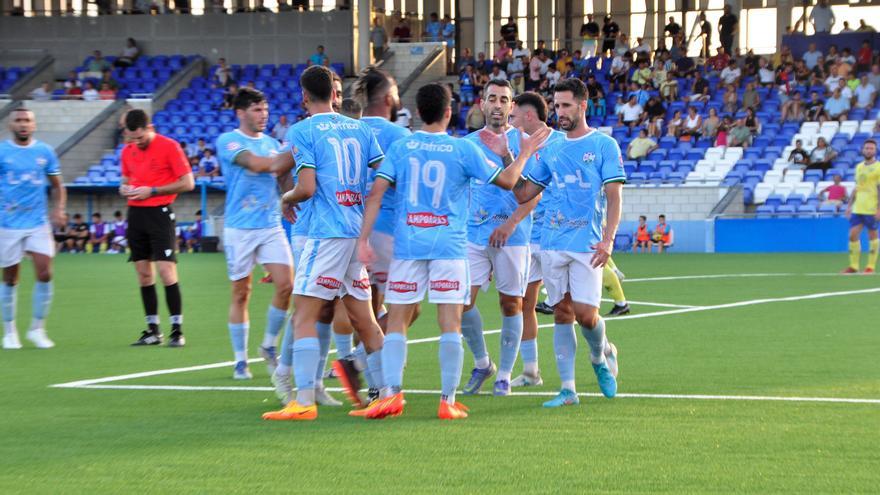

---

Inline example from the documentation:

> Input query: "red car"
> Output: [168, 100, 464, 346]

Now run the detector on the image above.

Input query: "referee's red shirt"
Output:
[121, 133, 191, 207]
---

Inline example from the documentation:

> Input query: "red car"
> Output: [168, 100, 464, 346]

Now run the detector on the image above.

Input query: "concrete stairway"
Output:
[385, 42, 447, 129]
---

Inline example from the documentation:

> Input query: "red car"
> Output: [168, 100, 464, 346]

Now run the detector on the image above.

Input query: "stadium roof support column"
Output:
[356, 0, 371, 71]
[474, 0, 490, 61]
[776, 0, 792, 51]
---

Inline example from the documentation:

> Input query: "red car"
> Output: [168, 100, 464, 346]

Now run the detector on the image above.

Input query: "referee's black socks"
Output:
[140, 285, 160, 333]
[165, 283, 183, 332]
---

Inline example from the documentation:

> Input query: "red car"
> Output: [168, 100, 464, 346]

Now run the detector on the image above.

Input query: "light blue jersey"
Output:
[0, 139, 61, 230]
[376, 131, 501, 260]
[527, 130, 625, 253]
[279, 134, 311, 238]
[217, 130, 283, 229]
[362, 116, 411, 235]
[464, 127, 530, 246]
[287, 113, 384, 239]
[528, 129, 566, 244]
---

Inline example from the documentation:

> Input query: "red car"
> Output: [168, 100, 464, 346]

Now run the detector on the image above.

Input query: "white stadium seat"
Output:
[800, 122, 820, 135]
[774, 183, 794, 197]
[686, 170, 705, 183]
[754, 183, 774, 203]
[783, 169, 804, 183]
[793, 182, 816, 197]
[859, 120, 877, 133]
[724, 147, 744, 161]
[763, 170, 783, 184]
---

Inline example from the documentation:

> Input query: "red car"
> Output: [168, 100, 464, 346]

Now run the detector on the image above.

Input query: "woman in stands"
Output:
[808, 137, 838, 173]
[681, 106, 702, 141]
[744, 108, 761, 136]
[701, 107, 721, 141]
[114, 38, 139, 68]
[666, 110, 683, 138]
[722, 85, 738, 113]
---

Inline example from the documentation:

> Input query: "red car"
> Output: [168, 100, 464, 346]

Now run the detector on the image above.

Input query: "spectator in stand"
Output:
[393, 16, 411, 42]
[728, 117, 752, 147]
[701, 107, 721, 141]
[571, 50, 588, 75]
[63, 71, 81, 91]
[475, 51, 491, 73]
[820, 174, 848, 207]
[442, 14, 456, 46]
[688, 72, 710, 103]
[100, 70, 120, 91]
[108, 210, 128, 254]
[586, 75, 606, 117]
[555, 49, 572, 73]
[643, 96, 666, 138]
[88, 213, 109, 253]
[609, 51, 632, 93]
[698, 11, 712, 58]
[70, 214, 89, 253]
[500, 16, 518, 48]
[786, 139, 810, 174]
[422, 12, 442, 42]
[632, 60, 652, 86]
[490, 64, 508, 82]
[194, 138, 211, 159]
[723, 84, 738, 113]
[370, 17, 388, 62]
[758, 57, 776, 88]
[839, 48, 856, 68]
[664, 16, 682, 42]
[81, 81, 99, 101]
[618, 94, 644, 130]
[601, 15, 620, 56]
[681, 106, 703, 140]
[512, 40, 530, 59]
[868, 64, 880, 93]
[808, 136, 837, 172]
[633, 37, 652, 64]
[629, 81, 650, 107]
[507, 54, 525, 94]
[720, 59, 742, 86]
[82, 50, 111, 79]
[213, 58, 235, 88]
[824, 87, 850, 121]
[633, 216, 651, 253]
[744, 108, 760, 135]
[446, 83, 460, 131]
[114, 38, 140, 68]
[667, 109, 684, 137]
[460, 64, 476, 104]
[271, 114, 290, 142]
[465, 103, 484, 133]
[780, 90, 805, 122]
[545, 64, 561, 88]
[810, 0, 835, 33]
[715, 117, 731, 147]
[805, 91, 827, 121]
[854, 75, 877, 109]
[626, 128, 657, 161]
[742, 81, 760, 110]
[743, 49, 760, 77]
[718, 4, 738, 56]
[794, 60, 811, 86]
[615, 32, 631, 57]
[839, 21, 853, 33]
[222, 82, 238, 109]
[528, 50, 551, 90]
[457, 47, 476, 72]
[396, 106, 413, 130]
[580, 14, 600, 58]
[855, 41, 872, 73]
[707, 47, 730, 76]
[198, 149, 219, 177]
[802, 43, 822, 71]
[30, 81, 52, 101]
[308, 45, 329, 67]
[857, 19, 876, 32]
[98, 82, 116, 100]
[494, 39, 511, 65]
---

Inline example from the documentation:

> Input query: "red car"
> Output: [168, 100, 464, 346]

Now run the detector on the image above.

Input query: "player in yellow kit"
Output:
[843, 139, 880, 274]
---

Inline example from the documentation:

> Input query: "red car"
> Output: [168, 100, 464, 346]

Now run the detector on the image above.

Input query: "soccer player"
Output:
[843, 139, 880, 274]
[216, 87, 297, 379]
[506, 92, 564, 388]
[460, 79, 541, 396]
[356, 83, 550, 419]
[1, 108, 67, 349]
[262, 65, 385, 421]
[120, 109, 194, 347]
[508, 78, 622, 408]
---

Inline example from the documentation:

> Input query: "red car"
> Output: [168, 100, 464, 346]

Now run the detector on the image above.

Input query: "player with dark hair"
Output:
[216, 87, 297, 379]
[120, 109, 195, 347]
[356, 83, 550, 419]
[843, 139, 880, 273]
[1, 108, 67, 349]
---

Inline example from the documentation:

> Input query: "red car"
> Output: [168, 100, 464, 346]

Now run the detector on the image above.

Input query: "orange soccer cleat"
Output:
[840, 267, 859, 274]
[864, 267, 875, 274]
[262, 401, 317, 421]
[365, 393, 405, 420]
[437, 400, 469, 420]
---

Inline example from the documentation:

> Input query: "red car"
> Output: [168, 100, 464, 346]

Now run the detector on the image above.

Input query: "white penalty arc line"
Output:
[60, 384, 880, 405]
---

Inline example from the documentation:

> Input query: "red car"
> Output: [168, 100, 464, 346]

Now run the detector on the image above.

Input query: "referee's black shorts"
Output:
[127, 205, 177, 263]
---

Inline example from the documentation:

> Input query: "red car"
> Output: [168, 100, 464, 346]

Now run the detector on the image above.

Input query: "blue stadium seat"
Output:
[797, 204, 818, 217]
[818, 204, 839, 217]
[765, 194, 785, 208]
[775, 205, 796, 218]
[756, 204, 775, 218]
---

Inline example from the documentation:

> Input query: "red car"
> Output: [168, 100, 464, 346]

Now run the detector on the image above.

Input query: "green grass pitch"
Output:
[1, 253, 879, 494]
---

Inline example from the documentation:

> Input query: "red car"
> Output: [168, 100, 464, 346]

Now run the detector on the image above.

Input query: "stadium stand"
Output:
[59, 54, 198, 100]
[0, 65, 31, 94]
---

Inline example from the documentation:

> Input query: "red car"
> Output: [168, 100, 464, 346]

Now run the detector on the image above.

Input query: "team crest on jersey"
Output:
[430, 280, 459, 292]
[352, 278, 371, 290]
[474, 207, 490, 224]
[407, 212, 449, 228]
[36, 157, 47, 166]
[583, 152, 596, 163]
[316, 276, 342, 289]
[388, 281, 417, 293]
[226, 141, 242, 152]
[336, 190, 363, 206]
[547, 210, 565, 229]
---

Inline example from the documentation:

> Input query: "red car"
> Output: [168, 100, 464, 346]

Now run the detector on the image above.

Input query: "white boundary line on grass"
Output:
[49, 286, 880, 406]
[623, 272, 855, 283]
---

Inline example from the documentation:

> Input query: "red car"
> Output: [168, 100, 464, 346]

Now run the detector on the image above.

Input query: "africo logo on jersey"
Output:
[430, 280, 459, 292]
[316, 276, 342, 289]
[316, 121, 360, 132]
[406, 212, 449, 228]
[405, 140, 454, 153]
[336, 190, 363, 206]
[388, 281, 418, 293]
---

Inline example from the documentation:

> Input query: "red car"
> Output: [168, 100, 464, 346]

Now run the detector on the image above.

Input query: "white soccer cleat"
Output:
[26, 328, 55, 349]
[605, 342, 619, 379]
[316, 385, 342, 406]
[3, 332, 22, 350]
[510, 371, 544, 387]
[271, 369, 293, 405]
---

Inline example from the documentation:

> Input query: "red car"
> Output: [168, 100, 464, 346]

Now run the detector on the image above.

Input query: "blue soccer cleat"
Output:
[493, 379, 510, 396]
[462, 361, 497, 395]
[542, 389, 580, 408]
[233, 360, 253, 380]
[592, 361, 617, 398]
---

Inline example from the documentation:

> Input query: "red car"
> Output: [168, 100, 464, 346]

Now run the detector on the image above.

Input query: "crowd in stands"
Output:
[51, 210, 202, 254]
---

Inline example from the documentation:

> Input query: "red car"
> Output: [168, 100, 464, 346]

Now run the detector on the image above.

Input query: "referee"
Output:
[119, 109, 194, 347]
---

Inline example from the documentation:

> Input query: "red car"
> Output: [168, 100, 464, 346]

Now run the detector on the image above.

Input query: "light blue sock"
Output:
[382, 333, 407, 391]
[366, 348, 384, 391]
[262, 305, 287, 348]
[461, 306, 489, 366]
[30, 281, 53, 327]
[334, 331, 353, 358]
[353, 342, 375, 388]
[292, 337, 319, 405]
[498, 313, 523, 378]
[315, 322, 332, 384]
[228, 322, 249, 362]
[1, 284, 16, 325]
[520, 338, 538, 365]
[580, 318, 607, 365]
[554, 323, 577, 389]
[439, 332, 464, 404]
[278, 320, 294, 370]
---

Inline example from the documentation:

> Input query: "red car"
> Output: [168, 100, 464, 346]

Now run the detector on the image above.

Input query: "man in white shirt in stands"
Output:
[30, 82, 52, 101]
[618, 94, 644, 130]
[81, 81, 100, 102]
[802, 43, 822, 71]
[720, 60, 742, 86]
[395, 107, 413, 130]
[854, 75, 877, 109]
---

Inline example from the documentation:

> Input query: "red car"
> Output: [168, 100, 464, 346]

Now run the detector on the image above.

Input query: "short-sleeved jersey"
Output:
[287, 113, 384, 239]
[376, 131, 501, 260]
[216, 130, 283, 229]
[852, 160, 880, 215]
[527, 129, 566, 244]
[120, 133, 191, 207]
[362, 116, 412, 235]
[527, 129, 626, 253]
[0, 139, 61, 229]
[464, 127, 530, 246]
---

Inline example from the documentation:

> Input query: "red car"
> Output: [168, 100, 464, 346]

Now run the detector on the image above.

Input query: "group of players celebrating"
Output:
[210, 64, 625, 421]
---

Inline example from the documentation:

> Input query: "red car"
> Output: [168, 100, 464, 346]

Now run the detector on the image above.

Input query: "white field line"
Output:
[622, 272, 854, 283]
[50, 286, 880, 405]
[601, 298, 698, 309]
[61, 384, 880, 405]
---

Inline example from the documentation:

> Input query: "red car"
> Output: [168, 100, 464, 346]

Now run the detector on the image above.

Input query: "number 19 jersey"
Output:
[376, 131, 501, 260]
[287, 112, 384, 239]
